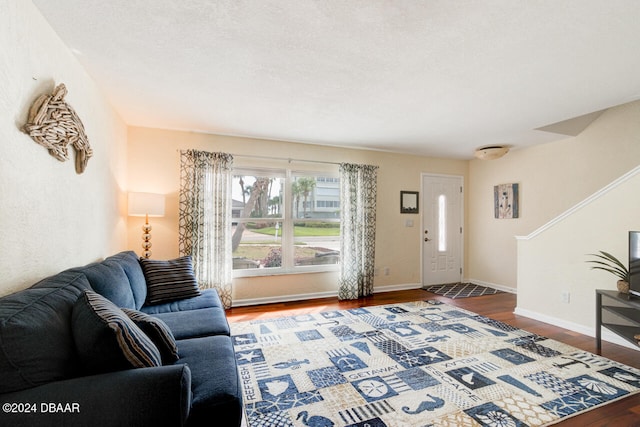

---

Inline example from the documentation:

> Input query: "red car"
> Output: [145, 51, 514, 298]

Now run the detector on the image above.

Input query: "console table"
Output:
[595, 289, 640, 351]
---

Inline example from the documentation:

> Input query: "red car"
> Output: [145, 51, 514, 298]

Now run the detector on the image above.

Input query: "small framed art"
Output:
[400, 191, 419, 214]
[494, 183, 519, 219]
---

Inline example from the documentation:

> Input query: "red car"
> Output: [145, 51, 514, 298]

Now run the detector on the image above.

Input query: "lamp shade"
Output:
[128, 192, 165, 217]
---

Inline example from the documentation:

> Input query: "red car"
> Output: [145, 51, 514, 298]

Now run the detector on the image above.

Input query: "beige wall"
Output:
[516, 168, 640, 348]
[467, 101, 640, 290]
[127, 127, 468, 304]
[0, 1, 128, 296]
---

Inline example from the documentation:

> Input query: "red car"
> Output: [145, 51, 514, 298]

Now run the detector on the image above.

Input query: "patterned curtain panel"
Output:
[338, 163, 378, 300]
[179, 150, 234, 309]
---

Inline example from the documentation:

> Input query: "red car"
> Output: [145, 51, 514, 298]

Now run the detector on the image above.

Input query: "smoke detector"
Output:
[474, 146, 509, 160]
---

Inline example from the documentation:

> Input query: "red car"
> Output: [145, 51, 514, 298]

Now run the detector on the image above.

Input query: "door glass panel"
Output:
[438, 194, 447, 252]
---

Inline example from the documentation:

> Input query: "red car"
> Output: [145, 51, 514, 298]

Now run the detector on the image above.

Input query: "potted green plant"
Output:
[586, 251, 630, 293]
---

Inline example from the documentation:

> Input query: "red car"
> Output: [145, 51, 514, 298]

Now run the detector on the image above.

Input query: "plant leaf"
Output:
[599, 251, 627, 271]
[586, 251, 629, 281]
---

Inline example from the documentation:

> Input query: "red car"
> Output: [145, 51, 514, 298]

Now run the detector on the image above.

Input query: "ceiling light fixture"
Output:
[474, 146, 509, 160]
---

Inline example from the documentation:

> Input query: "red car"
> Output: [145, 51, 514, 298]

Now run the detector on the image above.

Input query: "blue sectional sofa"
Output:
[0, 251, 242, 427]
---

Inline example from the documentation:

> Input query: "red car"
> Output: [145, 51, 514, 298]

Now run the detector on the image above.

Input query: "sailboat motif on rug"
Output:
[230, 301, 640, 427]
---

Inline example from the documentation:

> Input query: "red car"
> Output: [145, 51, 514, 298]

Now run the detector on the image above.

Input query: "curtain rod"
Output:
[232, 153, 340, 166]
[178, 150, 378, 167]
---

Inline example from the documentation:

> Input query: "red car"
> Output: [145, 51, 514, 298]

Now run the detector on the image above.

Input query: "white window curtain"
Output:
[178, 149, 234, 309]
[338, 163, 378, 300]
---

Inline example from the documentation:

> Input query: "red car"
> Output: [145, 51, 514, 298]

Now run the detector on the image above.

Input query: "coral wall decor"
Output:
[23, 83, 93, 173]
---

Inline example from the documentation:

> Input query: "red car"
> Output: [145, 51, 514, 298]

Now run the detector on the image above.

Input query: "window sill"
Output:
[232, 264, 339, 278]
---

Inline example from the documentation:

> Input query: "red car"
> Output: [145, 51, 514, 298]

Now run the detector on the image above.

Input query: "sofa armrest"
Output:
[0, 364, 191, 427]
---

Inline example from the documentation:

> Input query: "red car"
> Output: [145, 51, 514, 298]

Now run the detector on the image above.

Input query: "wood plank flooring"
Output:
[227, 289, 640, 427]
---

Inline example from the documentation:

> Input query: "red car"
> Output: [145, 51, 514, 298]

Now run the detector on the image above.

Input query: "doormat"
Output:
[230, 300, 640, 427]
[423, 282, 503, 299]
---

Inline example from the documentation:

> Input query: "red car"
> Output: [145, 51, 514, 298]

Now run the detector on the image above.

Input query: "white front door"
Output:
[422, 174, 463, 286]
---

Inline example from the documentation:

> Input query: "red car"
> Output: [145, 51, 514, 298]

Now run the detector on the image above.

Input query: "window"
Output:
[317, 200, 340, 208]
[232, 168, 340, 275]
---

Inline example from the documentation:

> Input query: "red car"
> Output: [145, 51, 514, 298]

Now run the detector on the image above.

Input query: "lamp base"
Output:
[141, 222, 152, 259]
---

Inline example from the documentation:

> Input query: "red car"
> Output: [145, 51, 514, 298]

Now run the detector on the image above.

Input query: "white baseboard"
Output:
[514, 306, 640, 351]
[232, 282, 423, 308]
[466, 278, 517, 294]
[232, 290, 337, 307]
[374, 282, 423, 293]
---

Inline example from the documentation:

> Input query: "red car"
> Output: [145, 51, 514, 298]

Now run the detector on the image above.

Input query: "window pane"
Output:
[291, 175, 341, 267]
[232, 170, 341, 272]
[292, 175, 340, 219]
[232, 221, 282, 269]
[232, 174, 283, 219]
[293, 220, 340, 266]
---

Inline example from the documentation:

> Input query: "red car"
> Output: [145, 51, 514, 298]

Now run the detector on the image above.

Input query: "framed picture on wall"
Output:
[400, 191, 419, 214]
[494, 183, 519, 219]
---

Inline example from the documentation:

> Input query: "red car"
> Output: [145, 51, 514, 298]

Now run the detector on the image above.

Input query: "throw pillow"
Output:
[72, 290, 161, 374]
[140, 256, 201, 305]
[122, 308, 179, 364]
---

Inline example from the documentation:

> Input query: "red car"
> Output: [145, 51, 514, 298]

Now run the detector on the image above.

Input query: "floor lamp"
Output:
[128, 192, 165, 259]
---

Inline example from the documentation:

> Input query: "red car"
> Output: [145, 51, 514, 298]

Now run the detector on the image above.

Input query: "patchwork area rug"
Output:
[230, 300, 640, 427]
[423, 283, 503, 299]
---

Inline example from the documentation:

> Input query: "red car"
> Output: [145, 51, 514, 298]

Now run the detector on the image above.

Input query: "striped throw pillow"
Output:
[72, 290, 161, 374]
[122, 308, 179, 364]
[140, 256, 201, 305]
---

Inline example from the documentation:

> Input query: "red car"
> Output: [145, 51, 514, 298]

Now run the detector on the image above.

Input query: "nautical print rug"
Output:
[230, 300, 640, 427]
[423, 283, 503, 299]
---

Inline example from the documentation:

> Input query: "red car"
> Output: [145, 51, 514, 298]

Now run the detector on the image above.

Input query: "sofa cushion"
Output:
[140, 256, 201, 305]
[0, 270, 90, 393]
[176, 335, 242, 426]
[107, 251, 148, 309]
[72, 290, 161, 374]
[72, 259, 136, 309]
[141, 289, 222, 314]
[122, 308, 179, 364]
[152, 307, 230, 339]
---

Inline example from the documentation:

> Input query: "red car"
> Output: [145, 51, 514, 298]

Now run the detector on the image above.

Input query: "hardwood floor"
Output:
[227, 289, 640, 427]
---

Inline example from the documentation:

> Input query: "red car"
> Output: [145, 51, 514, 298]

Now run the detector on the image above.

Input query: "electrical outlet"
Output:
[561, 291, 570, 303]
[384, 267, 390, 276]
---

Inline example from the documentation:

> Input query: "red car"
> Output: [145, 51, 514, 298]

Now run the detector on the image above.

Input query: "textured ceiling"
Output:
[33, 0, 640, 159]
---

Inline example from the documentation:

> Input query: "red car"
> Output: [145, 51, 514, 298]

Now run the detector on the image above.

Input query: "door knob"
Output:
[424, 237, 431, 242]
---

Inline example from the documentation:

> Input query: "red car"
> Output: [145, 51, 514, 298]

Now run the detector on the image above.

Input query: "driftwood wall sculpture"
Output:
[23, 83, 93, 174]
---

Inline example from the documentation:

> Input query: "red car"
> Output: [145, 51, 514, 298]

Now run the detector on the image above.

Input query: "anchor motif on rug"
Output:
[402, 394, 445, 414]
[552, 357, 590, 370]
[297, 411, 335, 427]
[315, 320, 340, 327]
[424, 334, 450, 342]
